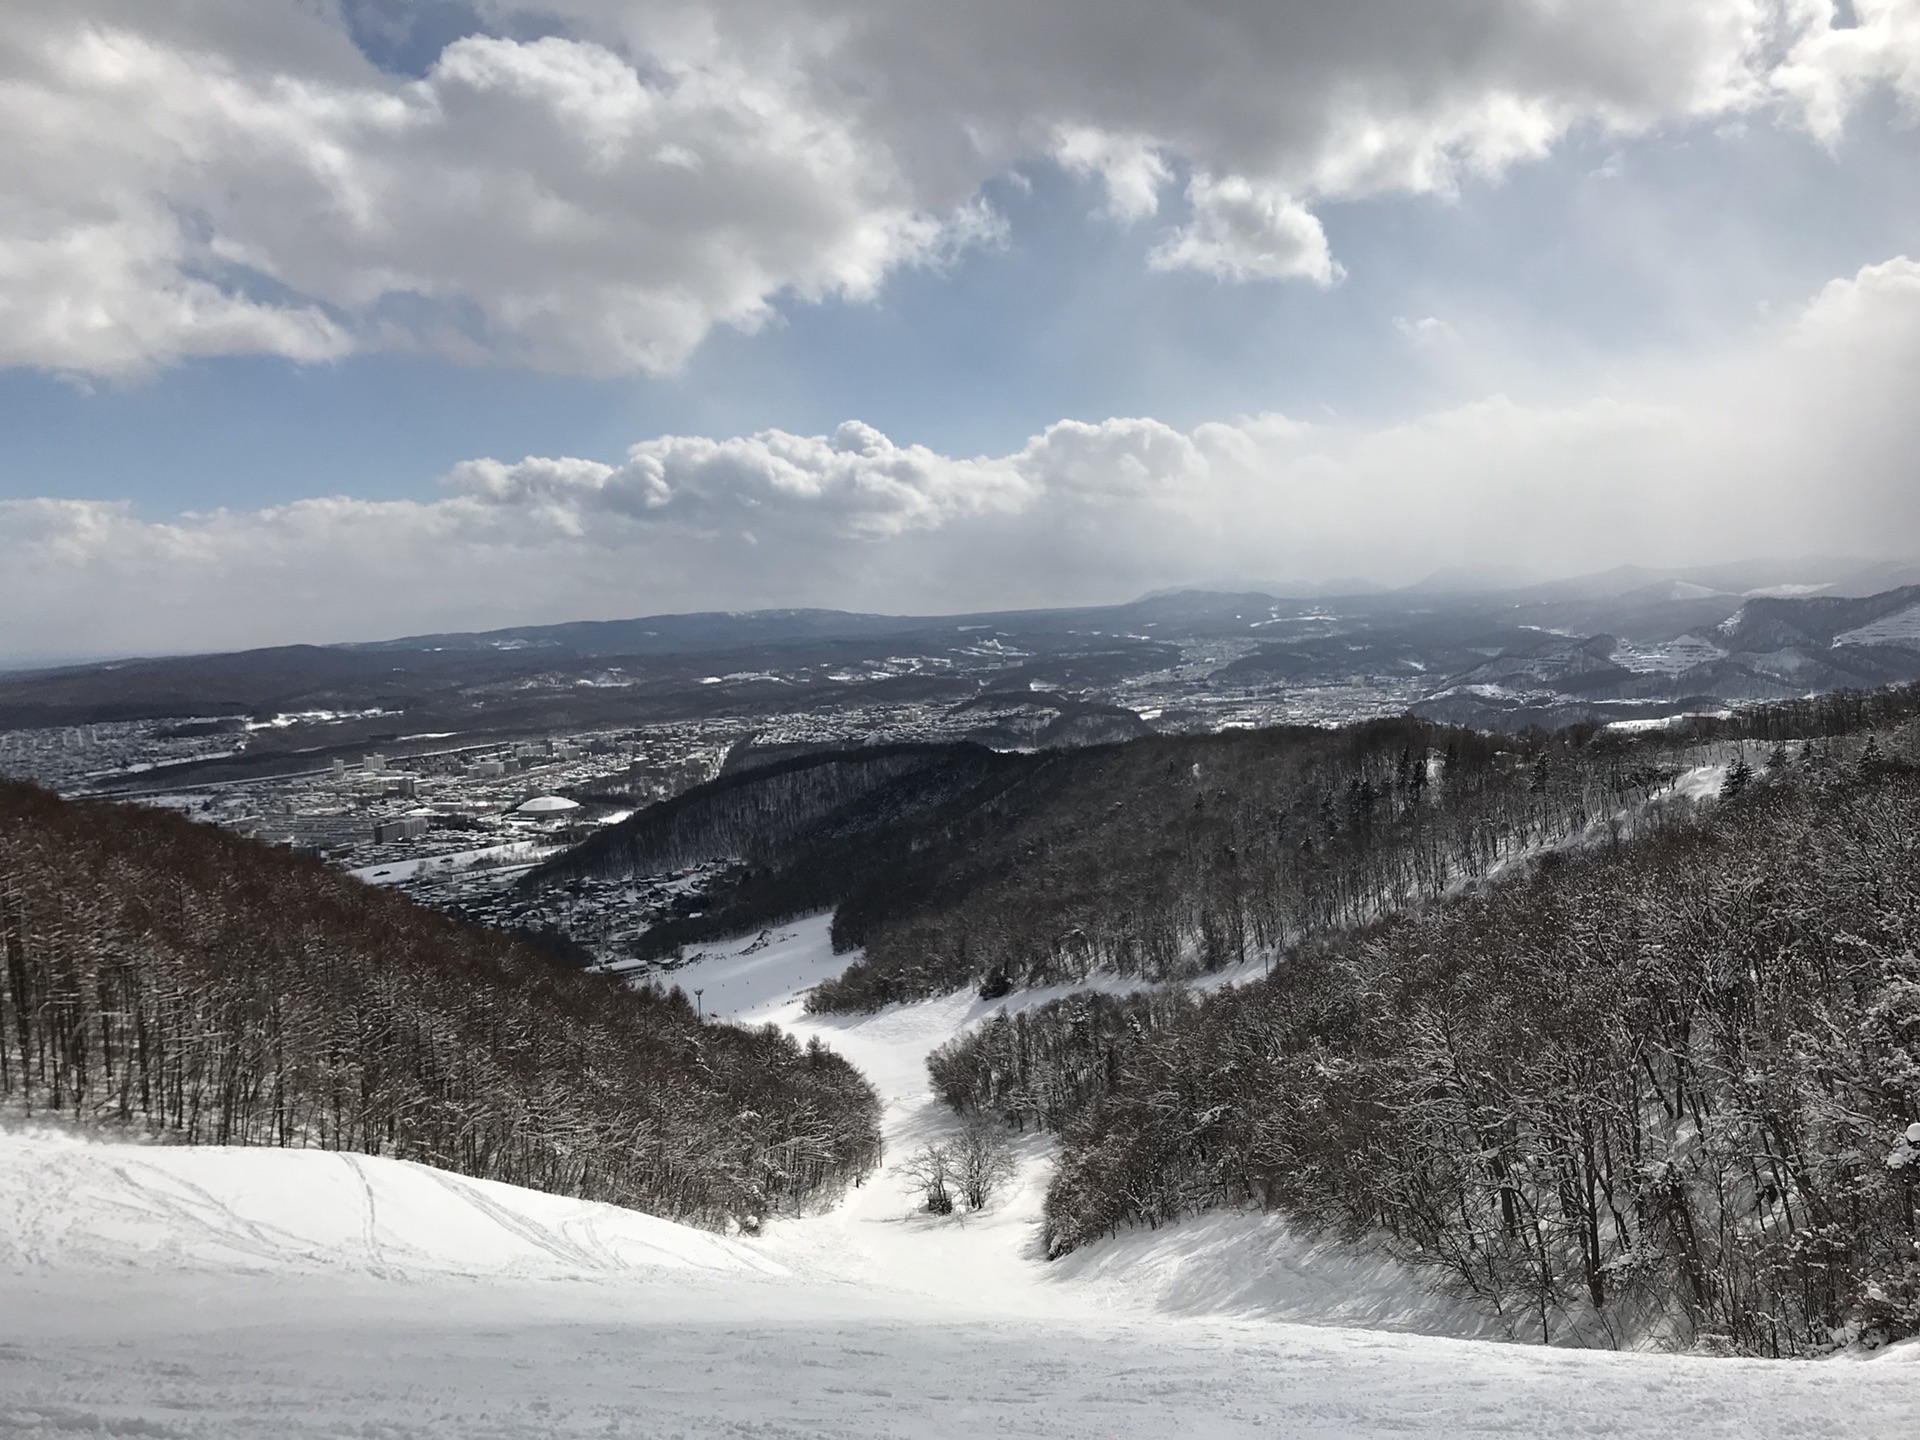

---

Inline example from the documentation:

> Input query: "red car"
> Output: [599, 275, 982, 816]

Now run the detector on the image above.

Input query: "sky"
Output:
[1, 1, 1918, 658]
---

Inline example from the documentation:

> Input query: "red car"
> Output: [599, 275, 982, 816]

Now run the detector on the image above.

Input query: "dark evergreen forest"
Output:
[0, 782, 881, 1231]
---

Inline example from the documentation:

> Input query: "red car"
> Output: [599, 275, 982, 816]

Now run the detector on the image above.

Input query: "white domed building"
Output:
[512, 794, 582, 828]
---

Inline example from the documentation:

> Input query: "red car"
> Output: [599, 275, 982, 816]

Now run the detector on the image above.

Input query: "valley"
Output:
[10, 4, 1920, 1431]
[6, 581, 1920, 1433]
[4, 914, 1917, 1437]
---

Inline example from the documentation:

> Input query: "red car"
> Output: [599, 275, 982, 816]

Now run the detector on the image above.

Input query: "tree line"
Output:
[0, 781, 881, 1232]
[526, 741, 1039, 960]
[528, 716, 1725, 1012]
[930, 735, 1920, 1354]
[814, 718, 1690, 1009]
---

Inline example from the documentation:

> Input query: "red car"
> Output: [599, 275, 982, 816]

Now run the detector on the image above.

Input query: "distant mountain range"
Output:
[1410, 583, 1920, 729]
[7, 559, 1920, 783]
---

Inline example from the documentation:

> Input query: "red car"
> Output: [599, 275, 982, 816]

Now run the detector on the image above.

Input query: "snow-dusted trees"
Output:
[953, 1119, 1017, 1210]
[0, 782, 881, 1231]
[810, 719, 1683, 1010]
[936, 745, 1920, 1354]
[522, 717, 1695, 1014]
[893, 1120, 1016, 1214]
[531, 743, 1013, 959]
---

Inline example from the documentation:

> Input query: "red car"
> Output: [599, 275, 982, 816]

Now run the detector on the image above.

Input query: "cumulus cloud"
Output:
[1771, 0, 1920, 140]
[4, 254, 1918, 655]
[1149, 174, 1339, 285]
[1052, 127, 1172, 222]
[0, 3, 965, 376]
[1, 1, 1914, 375]
[446, 422, 1036, 538]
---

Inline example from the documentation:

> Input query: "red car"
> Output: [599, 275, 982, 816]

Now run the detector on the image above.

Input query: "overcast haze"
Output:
[2, 1, 1918, 657]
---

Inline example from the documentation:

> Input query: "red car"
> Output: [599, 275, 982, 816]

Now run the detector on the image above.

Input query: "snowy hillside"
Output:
[671, 917, 1497, 1331]
[0, 1125, 782, 1283]
[5, 916, 1918, 1437]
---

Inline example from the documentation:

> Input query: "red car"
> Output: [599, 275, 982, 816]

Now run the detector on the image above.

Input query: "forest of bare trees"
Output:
[530, 717, 1727, 1012]
[930, 739, 1920, 1354]
[819, 688, 1920, 1012]
[528, 741, 1042, 961]
[0, 782, 881, 1231]
[812, 718, 1693, 1009]
[12, 674, 1920, 1347]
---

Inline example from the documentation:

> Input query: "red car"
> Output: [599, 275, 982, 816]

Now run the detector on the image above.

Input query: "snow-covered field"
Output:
[348, 839, 558, 886]
[3, 915, 1917, 1438]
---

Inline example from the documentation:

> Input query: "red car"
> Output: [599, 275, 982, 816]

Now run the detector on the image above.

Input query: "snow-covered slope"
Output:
[0, 1124, 781, 1282]
[3, 917, 1918, 1438]
[676, 917, 1492, 1332]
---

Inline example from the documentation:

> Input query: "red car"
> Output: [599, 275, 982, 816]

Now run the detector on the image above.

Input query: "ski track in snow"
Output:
[2, 913, 1917, 1438]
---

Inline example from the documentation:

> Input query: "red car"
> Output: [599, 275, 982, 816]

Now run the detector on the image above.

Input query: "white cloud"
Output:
[1149, 173, 1339, 284]
[4, 255, 1918, 655]
[1771, 0, 1920, 141]
[447, 421, 1036, 538]
[1052, 127, 1171, 222]
[0, 5, 964, 376]
[0, 217, 353, 376]
[1013, 418, 1207, 499]
[1, 1, 1914, 376]
[1394, 315, 1461, 348]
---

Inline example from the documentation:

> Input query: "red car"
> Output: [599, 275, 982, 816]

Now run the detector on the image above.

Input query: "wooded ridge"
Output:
[531, 718, 1700, 1009]
[931, 736, 1920, 1355]
[0, 782, 881, 1231]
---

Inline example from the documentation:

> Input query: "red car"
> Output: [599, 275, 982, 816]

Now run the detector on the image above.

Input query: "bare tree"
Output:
[896, 1142, 955, 1214]
[954, 1119, 1017, 1210]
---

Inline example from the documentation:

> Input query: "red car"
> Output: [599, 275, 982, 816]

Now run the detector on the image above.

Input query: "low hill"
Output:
[528, 717, 1706, 1009]
[0, 782, 880, 1230]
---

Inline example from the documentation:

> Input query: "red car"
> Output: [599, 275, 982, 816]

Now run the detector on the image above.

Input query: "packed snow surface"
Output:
[0, 1126, 780, 1282]
[4, 914, 1917, 1438]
